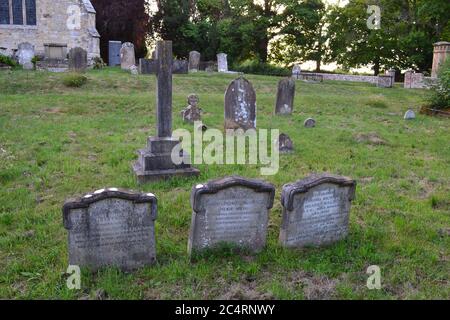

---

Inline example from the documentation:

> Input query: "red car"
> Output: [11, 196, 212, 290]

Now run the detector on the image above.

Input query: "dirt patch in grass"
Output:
[354, 133, 387, 145]
[219, 282, 274, 300]
[289, 271, 338, 300]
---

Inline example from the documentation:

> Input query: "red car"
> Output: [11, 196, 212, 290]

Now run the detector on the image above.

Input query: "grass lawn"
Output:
[0, 68, 449, 299]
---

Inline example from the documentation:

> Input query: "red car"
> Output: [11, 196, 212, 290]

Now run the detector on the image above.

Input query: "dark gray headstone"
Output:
[108, 41, 121, 66]
[139, 58, 157, 74]
[275, 78, 295, 115]
[173, 59, 188, 74]
[304, 118, 316, 128]
[224, 77, 257, 130]
[188, 176, 275, 255]
[68, 47, 88, 72]
[280, 174, 356, 248]
[279, 133, 293, 153]
[188, 51, 200, 72]
[63, 188, 157, 271]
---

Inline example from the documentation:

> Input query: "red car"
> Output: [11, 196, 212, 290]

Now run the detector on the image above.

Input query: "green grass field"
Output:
[0, 68, 449, 299]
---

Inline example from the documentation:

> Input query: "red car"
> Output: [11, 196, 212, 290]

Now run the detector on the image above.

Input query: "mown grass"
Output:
[0, 68, 449, 300]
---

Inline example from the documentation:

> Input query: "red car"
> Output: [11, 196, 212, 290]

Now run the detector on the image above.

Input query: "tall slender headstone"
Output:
[68, 47, 88, 72]
[108, 41, 122, 66]
[217, 53, 228, 72]
[224, 77, 257, 130]
[133, 41, 200, 183]
[275, 78, 295, 115]
[188, 51, 201, 72]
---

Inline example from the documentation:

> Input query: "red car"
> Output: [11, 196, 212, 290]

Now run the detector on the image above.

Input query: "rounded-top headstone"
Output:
[292, 64, 302, 76]
[304, 118, 316, 128]
[279, 133, 294, 153]
[404, 109, 416, 120]
[188, 94, 199, 107]
[120, 42, 136, 70]
[224, 77, 257, 130]
[275, 77, 296, 115]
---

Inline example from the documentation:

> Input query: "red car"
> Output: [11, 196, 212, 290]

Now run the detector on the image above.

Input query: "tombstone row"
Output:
[63, 174, 356, 271]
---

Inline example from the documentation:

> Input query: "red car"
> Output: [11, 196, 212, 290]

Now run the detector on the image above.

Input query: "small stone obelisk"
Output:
[133, 40, 200, 183]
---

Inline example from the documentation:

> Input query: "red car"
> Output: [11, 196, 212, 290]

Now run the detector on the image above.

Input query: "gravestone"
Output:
[292, 64, 301, 79]
[279, 133, 294, 153]
[62, 188, 157, 271]
[181, 94, 202, 123]
[120, 42, 136, 70]
[217, 53, 228, 72]
[404, 109, 416, 120]
[304, 118, 316, 128]
[130, 65, 138, 75]
[17, 42, 34, 70]
[275, 78, 296, 115]
[386, 69, 396, 81]
[188, 51, 201, 72]
[279, 174, 356, 247]
[188, 176, 275, 255]
[139, 58, 157, 74]
[224, 77, 257, 130]
[108, 41, 121, 66]
[133, 40, 200, 183]
[173, 60, 189, 74]
[377, 75, 393, 88]
[68, 47, 88, 72]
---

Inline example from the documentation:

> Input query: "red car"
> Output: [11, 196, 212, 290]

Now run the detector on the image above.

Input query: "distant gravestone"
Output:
[224, 77, 257, 130]
[377, 75, 393, 88]
[279, 174, 356, 247]
[275, 78, 296, 115]
[139, 58, 157, 74]
[292, 64, 301, 79]
[68, 47, 88, 72]
[181, 94, 202, 123]
[130, 65, 139, 75]
[108, 41, 121, 66]
[188, 176, 275, 255]
[188, 51, 201, 72]
[404, 109, 416, 120]
[279, 133, 294, 153]
[304, 118, 316, 128]
[63, 188, 157, 271]
[17, 42, 34, 70]
[173, 60, 189, 74]
[120, 42, 136, 70]
[217, 53, 228, 72]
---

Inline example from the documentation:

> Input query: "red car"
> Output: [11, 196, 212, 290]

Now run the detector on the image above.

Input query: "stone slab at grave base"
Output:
[133, 137, 200, 183]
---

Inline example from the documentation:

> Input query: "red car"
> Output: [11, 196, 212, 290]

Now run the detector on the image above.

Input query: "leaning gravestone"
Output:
[120, 42, 136, 70]
[188, 176, 275, 255]
[68, 47, 88, 72]
[217, 53, 228, 72]
[404, 109, 416, 120]
[304, 118, 316, 128]
[17, 42, 35, 70]
[188, 51, 201, 72]
[275, 78, 296, 115]
[63, 188, 157, 271]
[279, 133, 294, 153]
[224, 77, 257, 130]
[279, 174, 356, 247]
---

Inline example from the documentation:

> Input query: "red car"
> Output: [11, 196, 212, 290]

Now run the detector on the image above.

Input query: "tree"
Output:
[91, 0, 150, 62]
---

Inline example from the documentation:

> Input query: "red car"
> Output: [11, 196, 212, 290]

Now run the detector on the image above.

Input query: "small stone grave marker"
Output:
[279, 174, 356, 247]
[404, 109, 416, 120]
[279, 133, 294, 153]
[181, 94, 202, 123]
[63, 188, 157, 271]
[304, 118, 316, 128]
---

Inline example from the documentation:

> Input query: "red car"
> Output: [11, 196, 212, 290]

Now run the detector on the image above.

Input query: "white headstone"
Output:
[217, 53, 228, 72]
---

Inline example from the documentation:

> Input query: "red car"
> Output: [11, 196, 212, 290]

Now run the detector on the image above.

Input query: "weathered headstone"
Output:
[68, 47, 88, 72]
[108, 41, 122, 66]
[279, 174, 356, 247]
[217, 53, 228, 72]
[188, 51, 201, 72]
[181, 94, 202, 123]
[139, 58, 157, 74]
[279, 133, 294, 153]
[188, 176, 275, 255]
[386, 69, 396, 81]
[404, 109, 416, 120]
[304, 118, 316, 128]
[275, 78, 296, 115]
[292, 64, 302, 79]
[130, 65, 138, 75]
[133, 40, 200, 183]
[17, 42, 34, 70]
[62, 188, 157, 271]
[173, 59, 189, 74]
[224, 77, 257, 130]
[120, 42, 136, 70]
[377, 75, 393, 88]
